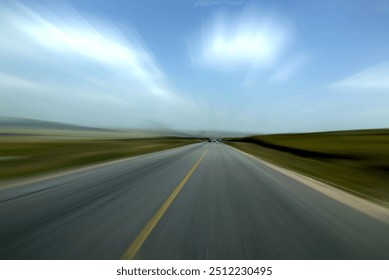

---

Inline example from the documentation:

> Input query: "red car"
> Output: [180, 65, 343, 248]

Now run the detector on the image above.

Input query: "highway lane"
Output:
[0, 142, 389, 259]
[0, 143, 206, 259]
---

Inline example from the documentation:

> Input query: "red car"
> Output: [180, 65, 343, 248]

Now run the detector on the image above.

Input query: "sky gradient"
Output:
[1, 0, 388, 133]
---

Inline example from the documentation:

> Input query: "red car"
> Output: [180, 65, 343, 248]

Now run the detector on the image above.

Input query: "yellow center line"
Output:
[121, 148, 208, 260]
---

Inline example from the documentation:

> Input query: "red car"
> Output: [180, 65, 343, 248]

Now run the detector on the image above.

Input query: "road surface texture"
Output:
[0, 142, 388, 259]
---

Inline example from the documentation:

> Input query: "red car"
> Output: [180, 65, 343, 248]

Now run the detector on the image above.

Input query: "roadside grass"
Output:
[225, 129, 389, 206]
[0, 137, 201, 181]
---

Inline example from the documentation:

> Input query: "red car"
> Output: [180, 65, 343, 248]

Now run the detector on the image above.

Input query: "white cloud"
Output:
[0, 2, 201, 129]
[330, 63, 389, 92]
[0, 3, 175, 100]
[191, 11, 292, 70]
[188, 8, 297, 86]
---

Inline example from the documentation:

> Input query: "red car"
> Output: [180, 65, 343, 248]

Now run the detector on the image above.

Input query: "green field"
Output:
[226, 129, 389, 206]
[0, 137, 201, 181]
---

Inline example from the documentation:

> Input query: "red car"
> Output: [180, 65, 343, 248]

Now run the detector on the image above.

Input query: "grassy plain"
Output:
[0, 136, 200, 180]
[226, 129, 389, 206]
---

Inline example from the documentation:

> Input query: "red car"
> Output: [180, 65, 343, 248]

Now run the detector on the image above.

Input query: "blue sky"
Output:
[0, 0, 388, 133]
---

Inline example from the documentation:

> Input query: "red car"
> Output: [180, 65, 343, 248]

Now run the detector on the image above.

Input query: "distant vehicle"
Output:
[207, 138, 221, 143]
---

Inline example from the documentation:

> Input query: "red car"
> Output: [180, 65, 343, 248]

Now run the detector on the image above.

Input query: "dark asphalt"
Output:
[0, 142, 388, 259]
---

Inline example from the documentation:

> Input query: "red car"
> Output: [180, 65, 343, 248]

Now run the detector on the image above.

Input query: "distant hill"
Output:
[0, 116, 116, 132]
[0, 116, 203, 138]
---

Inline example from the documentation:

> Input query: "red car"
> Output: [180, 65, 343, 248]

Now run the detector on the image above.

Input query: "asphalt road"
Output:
[0, 142, 388, 259]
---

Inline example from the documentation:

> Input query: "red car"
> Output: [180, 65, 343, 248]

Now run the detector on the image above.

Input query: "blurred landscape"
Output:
[226, 129, 389, 206]
[2, 114, 388, 208]
[1, 1, 389, 261]
[0, 116, 201, 181]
